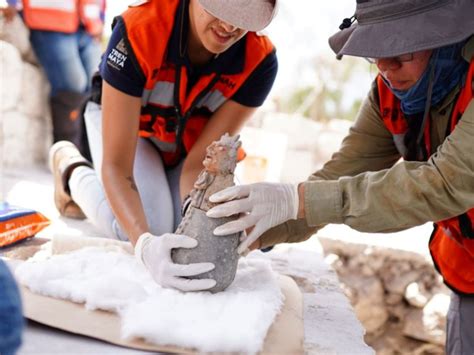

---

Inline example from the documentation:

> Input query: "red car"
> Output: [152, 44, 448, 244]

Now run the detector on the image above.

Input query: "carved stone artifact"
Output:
[172, 134, 241, 293]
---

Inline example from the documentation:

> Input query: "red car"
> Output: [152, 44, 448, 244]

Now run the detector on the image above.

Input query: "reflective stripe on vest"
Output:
[121, 0, 274, 166]
[28, 0, 75, 11]
[22, 0, 103, 35]
[143, 84, 227, 113]
[377, 59, 474, 294]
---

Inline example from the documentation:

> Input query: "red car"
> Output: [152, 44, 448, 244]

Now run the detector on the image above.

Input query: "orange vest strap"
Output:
[376, 76, 407, 134]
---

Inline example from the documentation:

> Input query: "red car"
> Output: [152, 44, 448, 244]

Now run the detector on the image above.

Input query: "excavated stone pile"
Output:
[320, 238, 448, 355]
[0, 14, 51, 168]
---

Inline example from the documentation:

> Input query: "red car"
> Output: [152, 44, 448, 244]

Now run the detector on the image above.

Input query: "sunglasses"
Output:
[365, 52, 414, 64]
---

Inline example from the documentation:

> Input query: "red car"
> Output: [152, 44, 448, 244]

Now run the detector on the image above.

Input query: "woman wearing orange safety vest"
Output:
[48, 0, 279, 292]
[4, 0, 106, 157]
[205, 0, 474, 353]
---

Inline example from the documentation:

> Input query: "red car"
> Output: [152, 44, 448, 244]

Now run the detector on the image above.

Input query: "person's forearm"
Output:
[100, 81, 145, 244]
[102, 164, 148, 245]
[303, 105, 474, 233]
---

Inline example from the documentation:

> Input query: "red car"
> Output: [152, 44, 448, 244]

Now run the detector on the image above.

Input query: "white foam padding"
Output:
[15, 248, 284, 354]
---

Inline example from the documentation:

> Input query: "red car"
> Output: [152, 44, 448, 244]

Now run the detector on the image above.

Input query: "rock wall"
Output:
[0, 14, 51, 168]
[319, 237, 449, 355]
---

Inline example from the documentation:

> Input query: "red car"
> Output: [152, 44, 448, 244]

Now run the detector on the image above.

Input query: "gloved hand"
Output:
[206, 183, 299, 254]
[135, 232, 216, 292]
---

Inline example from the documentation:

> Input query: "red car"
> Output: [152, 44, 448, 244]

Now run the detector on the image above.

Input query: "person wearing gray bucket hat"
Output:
[329, 0, 474, 60]
[46, 0, 279, 292]
[207, 1, 474, 352]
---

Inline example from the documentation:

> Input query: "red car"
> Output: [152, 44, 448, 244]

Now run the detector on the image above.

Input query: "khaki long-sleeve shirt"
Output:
[259, 37, 474, 249]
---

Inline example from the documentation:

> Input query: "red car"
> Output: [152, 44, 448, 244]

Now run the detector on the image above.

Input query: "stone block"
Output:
[18, 62, 49, 119]
[0, 14, 36, 63]
[405, 282, 430, 308]
[2, 111, 50, 167]
[403, 308, 445, 346]
[0, 40, 22, 111]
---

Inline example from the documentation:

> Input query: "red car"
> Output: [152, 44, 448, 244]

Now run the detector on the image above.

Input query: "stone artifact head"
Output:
[203, 133, 241, 175]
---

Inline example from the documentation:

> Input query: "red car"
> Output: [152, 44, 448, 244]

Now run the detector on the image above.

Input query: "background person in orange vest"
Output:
[3, 0, 106, 158]
[48, 0, 279, 292]
[207, 0, 474, 352]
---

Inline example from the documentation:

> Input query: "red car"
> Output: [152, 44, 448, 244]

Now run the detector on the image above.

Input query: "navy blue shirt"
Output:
[100, 1, 277, 107]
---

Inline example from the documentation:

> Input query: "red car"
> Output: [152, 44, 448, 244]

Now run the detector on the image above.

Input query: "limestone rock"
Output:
[349, 276, 388, 333]
[405, 282, 429, 308]
[383, 269, 421, 295]
[385, 292, 403, 306]
[3, 111, 49, 166]
[0, 17, 51, 167]
[0, 40, 22, 111]
[319, 238, 451, 352]
[173, 134, 241, 293]
[18, 62, 50, 118]
[403, 308, 445, 346]
[0, 14, 37, 63]
[403, 294, 449, 346]
[355, 301, 389, 334]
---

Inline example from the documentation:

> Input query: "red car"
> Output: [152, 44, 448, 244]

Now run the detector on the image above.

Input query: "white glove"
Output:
[206, 183, 299, 254]
[135, 232, 216, 292]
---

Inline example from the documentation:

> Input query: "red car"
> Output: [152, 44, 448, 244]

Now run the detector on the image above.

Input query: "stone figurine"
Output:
[172, 133, 241, 293]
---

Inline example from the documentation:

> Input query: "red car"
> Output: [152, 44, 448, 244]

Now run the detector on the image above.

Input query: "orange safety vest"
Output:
[22, 0, 104, 36]
[377, 59, 474, 294]
[121, 0, 274, 166]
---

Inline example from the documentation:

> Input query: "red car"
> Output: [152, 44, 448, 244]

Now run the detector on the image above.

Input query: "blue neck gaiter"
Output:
[387, 40, 468, 115]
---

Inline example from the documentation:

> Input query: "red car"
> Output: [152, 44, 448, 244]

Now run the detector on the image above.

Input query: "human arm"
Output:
[100, 82, 216, 290]
[210, 87, 474, 249]
[302, 98, 474, 232]
[206, 86, 401, 248]
[254, 86, 403, 247]
[101, 81, 146, 244]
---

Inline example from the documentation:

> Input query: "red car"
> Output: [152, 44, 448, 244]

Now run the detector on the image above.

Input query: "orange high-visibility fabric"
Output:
[78, 0, 104, 36]
[377, 60, 474, 294]
[122, 0, 274, 166]
[22, 0, 103, 35]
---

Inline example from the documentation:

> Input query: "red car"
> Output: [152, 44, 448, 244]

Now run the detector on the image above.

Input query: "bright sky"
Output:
[106, 0, 367, 100]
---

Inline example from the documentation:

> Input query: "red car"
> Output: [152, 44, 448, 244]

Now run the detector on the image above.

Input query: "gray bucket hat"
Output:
[329, 0, 474, 59]
[198, 0, 278, 32]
